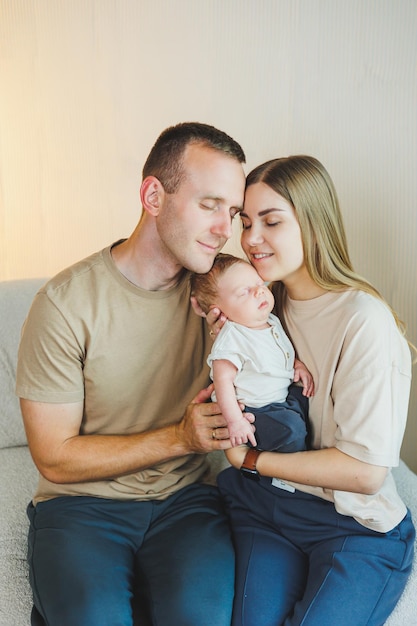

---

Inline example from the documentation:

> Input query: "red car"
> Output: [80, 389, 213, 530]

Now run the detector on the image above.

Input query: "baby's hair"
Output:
[190, 253, 247, 314]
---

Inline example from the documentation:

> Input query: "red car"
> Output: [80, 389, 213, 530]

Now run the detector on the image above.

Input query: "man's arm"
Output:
[21, 385, 231, 484]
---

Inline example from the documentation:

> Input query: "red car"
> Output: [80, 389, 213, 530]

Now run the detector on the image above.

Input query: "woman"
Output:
[214, 156, 415, 625]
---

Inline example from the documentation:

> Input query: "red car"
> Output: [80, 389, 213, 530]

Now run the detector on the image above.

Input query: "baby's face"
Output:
[215, 261, 274, 328]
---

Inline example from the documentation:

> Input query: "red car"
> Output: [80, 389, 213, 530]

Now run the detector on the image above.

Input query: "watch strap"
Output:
[241, 448, 262, 471]
[240, 448, 262, 480]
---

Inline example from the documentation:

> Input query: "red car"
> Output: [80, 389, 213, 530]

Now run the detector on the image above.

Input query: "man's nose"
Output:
[212, 210, 233, 239]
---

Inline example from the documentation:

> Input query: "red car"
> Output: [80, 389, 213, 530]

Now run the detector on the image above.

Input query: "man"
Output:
[16, 122, 247, 625]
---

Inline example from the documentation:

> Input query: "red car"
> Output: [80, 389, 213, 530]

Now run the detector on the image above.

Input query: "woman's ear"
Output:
[140, 176, 164, 216]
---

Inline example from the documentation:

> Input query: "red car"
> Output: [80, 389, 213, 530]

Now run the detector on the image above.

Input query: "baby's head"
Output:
[190, 253, 274, 328]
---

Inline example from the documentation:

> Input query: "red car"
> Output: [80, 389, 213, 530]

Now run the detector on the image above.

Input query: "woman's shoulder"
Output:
[288, 289, 399, 344]
[337, 291, 410, 366]
[287, 288, 390, 320]
[340, 290, 394, 325]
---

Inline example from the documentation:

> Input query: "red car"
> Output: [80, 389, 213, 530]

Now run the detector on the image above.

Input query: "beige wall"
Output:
[1, 0, 416, 470]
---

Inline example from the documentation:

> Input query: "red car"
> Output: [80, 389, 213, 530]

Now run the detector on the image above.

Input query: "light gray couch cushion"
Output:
[0, 446, 38, 626]
[0, 279, 46, 449]
[386, 461, 417, 625]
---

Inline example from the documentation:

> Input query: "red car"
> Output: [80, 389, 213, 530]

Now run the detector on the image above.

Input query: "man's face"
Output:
[156, 143, 246, 274]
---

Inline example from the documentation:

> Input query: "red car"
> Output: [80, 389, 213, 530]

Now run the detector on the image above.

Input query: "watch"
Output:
[240, 448, 262, 481]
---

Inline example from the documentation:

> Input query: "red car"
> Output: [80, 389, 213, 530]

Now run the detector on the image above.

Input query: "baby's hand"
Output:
[228, 418, 257, 448]
[293, 358, 315, 397]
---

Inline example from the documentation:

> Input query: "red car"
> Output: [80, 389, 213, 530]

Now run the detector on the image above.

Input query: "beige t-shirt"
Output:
[276, 289, 411, 532]
[16, 244, 212, 505]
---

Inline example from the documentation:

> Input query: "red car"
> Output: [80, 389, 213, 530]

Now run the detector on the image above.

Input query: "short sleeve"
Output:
[16, 291, 85, 403]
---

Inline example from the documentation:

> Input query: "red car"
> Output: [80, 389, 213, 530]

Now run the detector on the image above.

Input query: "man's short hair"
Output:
[142, 122, 246, 193]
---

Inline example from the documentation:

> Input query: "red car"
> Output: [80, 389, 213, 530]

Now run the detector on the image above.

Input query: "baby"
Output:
[191, 254, 314, 449]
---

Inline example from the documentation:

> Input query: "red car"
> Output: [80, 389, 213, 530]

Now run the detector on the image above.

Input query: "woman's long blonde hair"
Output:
[246, 155, 416, 359]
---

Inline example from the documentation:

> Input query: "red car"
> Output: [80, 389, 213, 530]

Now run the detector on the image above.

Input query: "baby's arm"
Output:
[212, 359, 257, 448]
[293, 358, 315, 397]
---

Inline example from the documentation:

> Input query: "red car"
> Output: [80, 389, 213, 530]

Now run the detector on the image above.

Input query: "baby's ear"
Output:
[190, 296, 206, 318]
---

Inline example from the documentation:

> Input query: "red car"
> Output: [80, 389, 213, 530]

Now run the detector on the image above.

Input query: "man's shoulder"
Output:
[42, 246, 113, 299]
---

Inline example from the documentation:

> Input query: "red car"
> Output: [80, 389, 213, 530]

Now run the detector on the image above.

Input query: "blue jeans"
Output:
[27, 483, 234, 625]
[218, 467, 415, 626]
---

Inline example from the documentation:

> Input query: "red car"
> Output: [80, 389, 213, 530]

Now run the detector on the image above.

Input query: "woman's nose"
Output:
[242, 227, 263, 246]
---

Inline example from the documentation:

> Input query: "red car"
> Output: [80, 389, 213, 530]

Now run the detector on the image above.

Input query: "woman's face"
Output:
[241, 182, 310, 296]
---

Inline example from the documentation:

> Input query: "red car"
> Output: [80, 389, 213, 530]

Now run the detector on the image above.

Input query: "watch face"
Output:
[240, 467, 260, 481]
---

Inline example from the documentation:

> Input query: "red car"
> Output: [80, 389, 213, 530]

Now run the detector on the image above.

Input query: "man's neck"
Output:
[111, 223, 186, 291]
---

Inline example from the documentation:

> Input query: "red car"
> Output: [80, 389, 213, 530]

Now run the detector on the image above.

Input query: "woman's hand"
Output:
[206, 307, 227, 339]
[190, 297, 227, 340]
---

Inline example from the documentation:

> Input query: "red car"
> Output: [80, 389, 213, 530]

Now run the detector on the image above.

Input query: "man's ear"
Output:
[140, 176, 164, 216]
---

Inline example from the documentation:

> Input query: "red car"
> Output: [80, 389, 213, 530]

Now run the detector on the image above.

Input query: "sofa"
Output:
[1, 277, 416, 626]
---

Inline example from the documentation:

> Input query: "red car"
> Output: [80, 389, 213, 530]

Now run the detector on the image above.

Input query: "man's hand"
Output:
[175, 384, 233, 453]
[175, 385, 256, 453]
